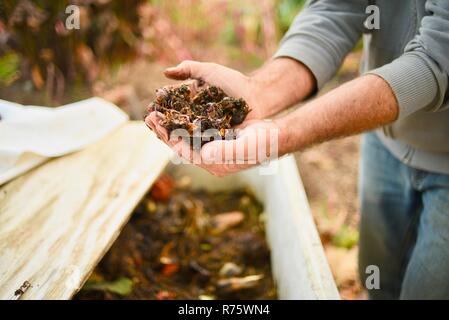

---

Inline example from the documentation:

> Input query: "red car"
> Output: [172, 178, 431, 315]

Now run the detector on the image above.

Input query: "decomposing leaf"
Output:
[159, 241, 177, 265]
[147, 85, 250, 146]
[158, 241, 180, 277]
[83, 277, 133, 296]
[161, 263, 180, 277]
[189, 260, 211, 278]
[210, 211, 245, 234]
[31, 65, 44, 89]
[219, 262, 243, 277]
[155, 290, 177, 300]
[76, 174, 276, 300]
[216, 274, 264, 293]
[150, 173, 174, 202]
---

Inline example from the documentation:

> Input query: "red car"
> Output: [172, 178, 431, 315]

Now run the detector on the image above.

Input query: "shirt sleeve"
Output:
[367, 0, 449, 119]
[274, 0, 368, 89]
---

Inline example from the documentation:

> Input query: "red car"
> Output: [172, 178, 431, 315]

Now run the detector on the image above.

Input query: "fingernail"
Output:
[165, 67, 176, 72]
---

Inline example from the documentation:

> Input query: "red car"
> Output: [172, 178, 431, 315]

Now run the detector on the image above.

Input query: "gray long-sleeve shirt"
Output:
[274, 0, 449, 175]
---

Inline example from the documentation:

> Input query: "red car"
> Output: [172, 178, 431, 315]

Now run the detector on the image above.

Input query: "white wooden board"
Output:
[0, 122, 172, 299]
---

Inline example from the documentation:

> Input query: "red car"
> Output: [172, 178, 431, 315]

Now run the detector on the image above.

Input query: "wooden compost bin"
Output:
[0, 122, 338, 299]
[169, 159, 339, 300]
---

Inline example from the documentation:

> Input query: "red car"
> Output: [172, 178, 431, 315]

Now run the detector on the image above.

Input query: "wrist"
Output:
[273, 107, 313, 155]
[248, 58, 316, 119]
[273, 117, 294, 156]
[246, 75, 272, 119]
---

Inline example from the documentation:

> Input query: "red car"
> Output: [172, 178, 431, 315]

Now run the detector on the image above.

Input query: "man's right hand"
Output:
[144, 58, 316, 175]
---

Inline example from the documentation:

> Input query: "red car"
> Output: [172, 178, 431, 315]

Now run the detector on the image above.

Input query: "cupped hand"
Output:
[149, 118, 280, 177]
[145, 60, 277, 176]
[164, 60, 264, 120]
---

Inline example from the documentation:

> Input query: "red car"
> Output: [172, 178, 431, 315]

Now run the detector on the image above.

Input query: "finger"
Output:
[172, 140, 193, 162]
[144, 114, 156, 131]
[233, 119, 260, 130]
[171, 139, 204, 166]
[148, 112, 169, 142]
[162, 79, 202, 96]
[201, 140, 237, 164]
[164, 60, 205, 81]
[166, 133, 183, 149]
[145, 101, 156, 115]
[201, 131, 265, 165]
[242, 107, 259, 121]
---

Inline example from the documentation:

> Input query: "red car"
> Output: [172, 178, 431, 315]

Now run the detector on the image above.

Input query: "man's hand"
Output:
[163, 60, 265, 120]
[145, 61, 399, 177]
[145, 58, 315, 176]
[145, 60, 267, 145]
[146, 58, 315, 129]
[150, 118, 279, 177]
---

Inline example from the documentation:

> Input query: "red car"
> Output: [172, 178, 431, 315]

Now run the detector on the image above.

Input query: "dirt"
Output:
[148, 84, 249, 146]
[75, 173, 276, 300]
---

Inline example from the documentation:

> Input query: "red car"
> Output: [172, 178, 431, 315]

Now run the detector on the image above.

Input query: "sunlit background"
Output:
[0, 0, 364, 299]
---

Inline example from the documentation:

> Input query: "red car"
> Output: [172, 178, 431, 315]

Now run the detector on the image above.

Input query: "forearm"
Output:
[249, 57, 316, 118]
[276, 74, 399, 155]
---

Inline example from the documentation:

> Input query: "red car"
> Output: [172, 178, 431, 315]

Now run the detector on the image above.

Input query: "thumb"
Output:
[201, 140, 235, 164]
[200, 137, 257, 165]
[164, 60, 204, 81]
[201, 127, 273, 164]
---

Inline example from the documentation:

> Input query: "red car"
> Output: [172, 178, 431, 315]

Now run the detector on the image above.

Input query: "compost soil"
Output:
[146, 84, 250, 146]
[75, 173, 276, 300]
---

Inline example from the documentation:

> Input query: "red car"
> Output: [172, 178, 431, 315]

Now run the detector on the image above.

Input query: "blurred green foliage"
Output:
[0, 52, 19, 86]
[332, 225, 359, 249]
[0, 0, 310, 96]
[83, 277, 133, 296]
[0, 0, 145, 94]
[276, 0, 306, 34]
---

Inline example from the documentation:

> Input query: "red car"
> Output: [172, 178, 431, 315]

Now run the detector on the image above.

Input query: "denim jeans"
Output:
[358, 132, 449, 299]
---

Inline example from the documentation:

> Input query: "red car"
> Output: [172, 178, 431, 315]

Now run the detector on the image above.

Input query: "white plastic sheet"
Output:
[0, 97, 129, 185]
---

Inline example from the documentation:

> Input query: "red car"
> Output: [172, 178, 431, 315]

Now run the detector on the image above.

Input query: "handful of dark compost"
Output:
[147, 85, 250, 146]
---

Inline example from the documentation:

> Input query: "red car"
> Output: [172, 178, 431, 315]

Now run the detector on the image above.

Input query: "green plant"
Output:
[0, 52, 19, 86]
[83, 277, 133, 296]
[332, 225, 359, 249]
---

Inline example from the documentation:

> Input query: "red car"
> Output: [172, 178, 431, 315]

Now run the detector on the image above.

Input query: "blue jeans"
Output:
[358, 132, 449, 299]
